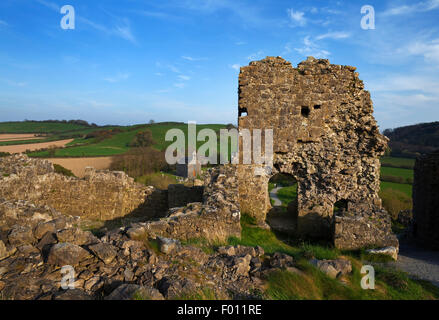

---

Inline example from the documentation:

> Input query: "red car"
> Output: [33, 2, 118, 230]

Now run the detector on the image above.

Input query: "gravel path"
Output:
[390, 241, 439, 287]
[269, 187, 282, 206]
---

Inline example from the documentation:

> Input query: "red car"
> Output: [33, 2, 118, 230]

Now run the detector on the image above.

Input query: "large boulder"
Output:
[47, 243, 92, 266]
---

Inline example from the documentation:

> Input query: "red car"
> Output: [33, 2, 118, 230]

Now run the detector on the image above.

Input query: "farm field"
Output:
[0, 121, 96, 133]
[0, 134, 40, 142]
[47, 157, 113, 177]
[380, 181, 412, 197]
[381, 156, 415, 169]
[0, 139, 74, 154]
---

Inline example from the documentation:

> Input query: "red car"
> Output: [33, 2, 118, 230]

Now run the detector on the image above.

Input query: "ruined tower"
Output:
[237, 56, 398, 250]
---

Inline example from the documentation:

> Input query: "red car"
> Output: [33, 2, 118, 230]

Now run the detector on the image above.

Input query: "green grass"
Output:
[28, 126, 145, 157]
[0, 121, 94, 133]
[381, 167, 413, 180]
[380, 182, 412, 197]
[381, 156, 415, 169]
[228, 214, 439, 300]
[25, 122, 228, 158]
[276, 184, 298, 207]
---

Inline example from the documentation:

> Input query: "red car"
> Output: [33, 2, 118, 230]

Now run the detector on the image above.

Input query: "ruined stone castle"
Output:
[0, 57, 398, 252]
[237, 56, 398, 250]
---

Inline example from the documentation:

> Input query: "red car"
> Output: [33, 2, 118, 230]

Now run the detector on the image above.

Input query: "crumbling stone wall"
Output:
[0, 155, 160, 221]
[237, 56, 397, 249]
[126, 165, 241, 242]
[412, 151, 439, 250]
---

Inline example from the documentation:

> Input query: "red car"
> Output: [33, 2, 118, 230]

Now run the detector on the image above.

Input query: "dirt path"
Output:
[270, 187, 282, 206]
[0, 139, 73, 154]
[390, 241, 439, 287]
[46, 157, 113, 178]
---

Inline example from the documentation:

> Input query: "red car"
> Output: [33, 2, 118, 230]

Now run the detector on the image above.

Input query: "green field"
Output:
[28, 126, 146, 157]
[380, 181, 412, 197]
[0, 121, 94, 133]
[24, 122, 228, 158]
[381, 166, 414, 180]
[381, 156, 415, 169]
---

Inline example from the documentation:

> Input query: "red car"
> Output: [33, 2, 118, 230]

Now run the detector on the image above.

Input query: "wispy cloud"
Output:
[316, 31, 351, 41]
[293, 36, 330, 58]
[174, 83, 186, 89]
[230, 64, 240, 71]
[382, 0, 439, 16]
[178, 75, 191, 81]
[103, 73, 130, 83]
[287, 8, 306, 27]
[406, 38, 439, 63]
[181, 56, 207, 61]
[1, 79, 27, 87]
[247, 50, 265, 61]
[0, 20, 8, 27]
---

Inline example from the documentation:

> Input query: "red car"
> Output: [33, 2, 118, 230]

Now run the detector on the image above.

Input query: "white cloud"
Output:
[294, 36, 330, 58]
[181, 56, 207, 61]
[174, 83, 186, 88]
[247, 50, 265, 61]
[103, 73, 130, 83]
[382, 0, 439, 16]
[230, 64, 240, 71]
[406, 39, 439, 63]
[287, 8, 306, 27]
[178, 75, 191, 81]
[2, 79, 27, 87]
[316, 31, 351, 41]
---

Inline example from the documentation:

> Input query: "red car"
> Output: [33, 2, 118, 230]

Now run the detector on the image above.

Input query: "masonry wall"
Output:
[237, 57, 397, 249]
[412, 151, 439, 249]
[0, 155, 161, 221]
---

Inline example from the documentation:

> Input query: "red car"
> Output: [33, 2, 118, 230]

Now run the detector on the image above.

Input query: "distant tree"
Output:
[129, 129, 155, 148]
[149, 119, 155, 125]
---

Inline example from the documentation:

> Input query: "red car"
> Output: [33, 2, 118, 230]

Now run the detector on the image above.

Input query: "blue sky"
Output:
[0, 0, 438, 130]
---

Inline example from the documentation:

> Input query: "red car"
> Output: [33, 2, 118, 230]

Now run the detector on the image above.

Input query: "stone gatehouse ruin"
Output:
[412, 150, 439, 249]
[0, 57, 398, 253]
[237, 56, 398, 250]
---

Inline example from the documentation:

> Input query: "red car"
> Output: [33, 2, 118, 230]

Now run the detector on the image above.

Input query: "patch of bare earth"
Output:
[47, 157, 113, 177]
[0, 139, 73, 154]
[0, 134, 40, 142]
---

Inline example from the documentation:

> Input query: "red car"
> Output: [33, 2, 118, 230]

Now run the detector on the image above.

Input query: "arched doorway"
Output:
[266, 173, 298, 235]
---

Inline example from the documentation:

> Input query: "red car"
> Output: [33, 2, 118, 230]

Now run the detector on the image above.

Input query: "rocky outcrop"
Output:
[237, 56, 397, 250]
[412, 151, 439, 250]
[0, 199, 301, 300]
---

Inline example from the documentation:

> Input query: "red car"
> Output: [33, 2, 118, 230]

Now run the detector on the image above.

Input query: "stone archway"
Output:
[266, 173, 298, 235]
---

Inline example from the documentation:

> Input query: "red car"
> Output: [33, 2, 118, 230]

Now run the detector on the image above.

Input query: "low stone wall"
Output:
[0, 155, 158, 221]
[333, 210, 399, 250]
[126, 165, 241, 242]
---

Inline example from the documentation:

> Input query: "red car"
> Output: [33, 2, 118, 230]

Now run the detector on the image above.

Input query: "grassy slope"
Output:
[380, 182, 412, 197]
[189, 214, 439, 300]
[381, 166, 414, 180]
[381, 156, 415, 168]
[25, 122, 227, 158]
